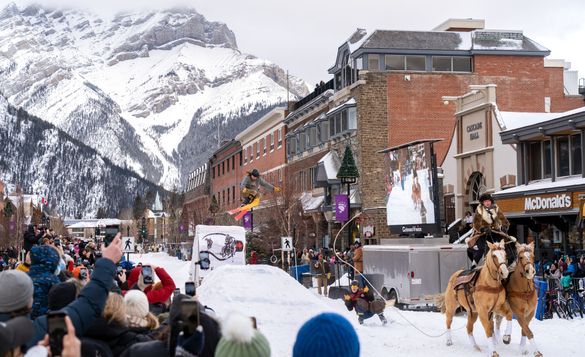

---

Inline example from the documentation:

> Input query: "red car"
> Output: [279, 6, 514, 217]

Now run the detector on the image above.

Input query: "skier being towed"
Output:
[240, 169, 281, 206]
[344, 280, 387, 325]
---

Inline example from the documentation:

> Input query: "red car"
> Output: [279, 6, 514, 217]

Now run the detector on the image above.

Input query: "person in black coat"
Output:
[23, 225, 38, 254]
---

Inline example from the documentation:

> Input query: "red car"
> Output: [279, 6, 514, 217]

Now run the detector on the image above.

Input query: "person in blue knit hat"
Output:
[292, 312, 359, 357]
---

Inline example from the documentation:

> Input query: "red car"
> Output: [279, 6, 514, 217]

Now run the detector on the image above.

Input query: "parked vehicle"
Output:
[363, 238, 469, 310]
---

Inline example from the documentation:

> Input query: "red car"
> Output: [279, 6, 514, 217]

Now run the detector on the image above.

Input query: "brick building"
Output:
[209, 140, 243, 225]
[321, 19, 583, 240]
[183, 163, 211, 235]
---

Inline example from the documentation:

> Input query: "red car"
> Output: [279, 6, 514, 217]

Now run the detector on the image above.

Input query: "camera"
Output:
[47, 312, 68, 357]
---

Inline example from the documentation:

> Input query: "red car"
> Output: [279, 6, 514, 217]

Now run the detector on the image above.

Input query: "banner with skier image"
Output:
[384, 142, 436, 234]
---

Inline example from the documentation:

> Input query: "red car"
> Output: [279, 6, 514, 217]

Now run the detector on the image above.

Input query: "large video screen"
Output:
[384, 142, 436, 230]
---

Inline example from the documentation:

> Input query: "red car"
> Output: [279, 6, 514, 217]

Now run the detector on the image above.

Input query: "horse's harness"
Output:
[506, 247, 536, 301]
[457, 247, 506, 312]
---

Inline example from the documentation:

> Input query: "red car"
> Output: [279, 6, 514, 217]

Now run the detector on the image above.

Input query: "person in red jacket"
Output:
[125, 264, 176, 313]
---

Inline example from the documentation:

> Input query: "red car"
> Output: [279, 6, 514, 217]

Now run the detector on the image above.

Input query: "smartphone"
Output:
[173, 288, 181, 298]
[141, 265, 154, 284]
[116, 266, 123, 274]
[79, 268, 88, 280]
[180, 299, 199, 334]
[199, 251, 210, 270]
[54, 238, 61, 246]
[47, 312, 68, 357]
[103, 226, 119, 247]
[185, 281, 196, 297]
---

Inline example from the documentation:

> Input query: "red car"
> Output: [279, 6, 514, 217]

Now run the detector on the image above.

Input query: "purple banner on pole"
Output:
[243, 211, 253, 230]
[335, 194, 349, 221]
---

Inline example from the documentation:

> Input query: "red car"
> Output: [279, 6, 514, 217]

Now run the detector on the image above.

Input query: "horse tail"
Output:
[436, 293, 446, 314]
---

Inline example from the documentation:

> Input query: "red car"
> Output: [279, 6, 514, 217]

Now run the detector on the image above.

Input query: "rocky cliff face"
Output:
[0, 94, 164, 217]
[0, 3, 309, 190]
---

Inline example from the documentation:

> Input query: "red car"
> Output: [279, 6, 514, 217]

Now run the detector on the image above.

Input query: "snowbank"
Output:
[139, 252, 585, 356]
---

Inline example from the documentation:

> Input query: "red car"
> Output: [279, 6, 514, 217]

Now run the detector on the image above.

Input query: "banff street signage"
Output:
[524, 193, 572, 212]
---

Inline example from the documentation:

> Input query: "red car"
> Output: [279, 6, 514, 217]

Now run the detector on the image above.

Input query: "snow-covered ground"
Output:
[132, 252, 583, 356]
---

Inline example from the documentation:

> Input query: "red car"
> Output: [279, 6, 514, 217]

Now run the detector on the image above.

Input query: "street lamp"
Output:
[337, 146, 359, 248]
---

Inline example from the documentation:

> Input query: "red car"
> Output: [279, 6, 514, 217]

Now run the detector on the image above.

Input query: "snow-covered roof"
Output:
[300, 192, 324, 212]
[318, 151, 341, 181]
[326, 98, 356, 116]
[67, 222, 97, 229]
[152, 192, 163, 212]
[499, 106, 585, 134]
[494, 176, 585, 197]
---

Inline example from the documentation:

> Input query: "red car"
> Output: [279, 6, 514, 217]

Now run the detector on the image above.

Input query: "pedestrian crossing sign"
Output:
[123, 236, 135, 253]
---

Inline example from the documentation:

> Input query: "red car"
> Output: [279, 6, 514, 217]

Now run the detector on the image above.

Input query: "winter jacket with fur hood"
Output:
[472, 204, 509, 233]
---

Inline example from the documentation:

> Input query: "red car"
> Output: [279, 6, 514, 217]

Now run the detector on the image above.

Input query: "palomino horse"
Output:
[495, 243, 542, 356]
[440, 240, 511, 357]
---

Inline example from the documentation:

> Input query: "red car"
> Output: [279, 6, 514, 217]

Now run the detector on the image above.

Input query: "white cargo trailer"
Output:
[363, 238, 469, 309]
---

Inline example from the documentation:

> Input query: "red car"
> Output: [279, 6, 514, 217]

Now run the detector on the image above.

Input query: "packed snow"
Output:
[133, 252, 584, 356]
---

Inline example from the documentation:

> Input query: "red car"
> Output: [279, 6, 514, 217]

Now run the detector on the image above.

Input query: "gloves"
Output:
[363, 286, 369, 293]
[508, 236, 517, 242]
[327, 273, 331, 279]
[242, 187, 249, 195]
[344, 294, 351, 301]
[274, 186, 281, 193]
[480, 226, 491, 234]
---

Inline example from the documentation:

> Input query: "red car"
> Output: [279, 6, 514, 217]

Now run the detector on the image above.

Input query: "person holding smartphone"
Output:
[125, 264, 176, 313]
[0, 233, 123, 349]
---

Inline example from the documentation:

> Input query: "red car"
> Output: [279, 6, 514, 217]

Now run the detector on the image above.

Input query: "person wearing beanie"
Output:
[0, 232, 123, 350]
[48, 282, 78, 311]
[215, 313, 270, 357]
[0, 270, 34, 318]
[124, 290, 159, 331]
[293, 312, 359, 357]
[344, 280, 387, 325]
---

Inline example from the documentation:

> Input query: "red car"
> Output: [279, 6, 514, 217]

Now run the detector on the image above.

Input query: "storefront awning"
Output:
[300, 192, 325, 213]
[314, 151, 341, 187]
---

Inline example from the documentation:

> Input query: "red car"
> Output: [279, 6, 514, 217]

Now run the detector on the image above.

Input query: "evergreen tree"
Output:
[337, 146, 360, 180]
[132, 194, 146, 220]
[96, 207, 107, 219]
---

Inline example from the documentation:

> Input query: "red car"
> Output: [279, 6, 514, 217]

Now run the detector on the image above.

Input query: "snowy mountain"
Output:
[0, 94, 165, 217]
[0, 3, 309, 188]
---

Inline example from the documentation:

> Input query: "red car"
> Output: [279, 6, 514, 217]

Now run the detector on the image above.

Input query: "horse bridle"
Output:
[488, 247, 508, 281]
[517, 247, 535, 279]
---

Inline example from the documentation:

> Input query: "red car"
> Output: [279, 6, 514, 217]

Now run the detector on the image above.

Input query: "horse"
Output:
[411, 176, 422, 209]
[495, 242, 542, 356]
[439, 240, 511, 357]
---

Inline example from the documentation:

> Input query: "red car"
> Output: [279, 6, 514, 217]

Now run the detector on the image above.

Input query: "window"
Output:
[556, 137, 570, 177]
[341, 111, 348, 132]
[244, 148, 248, 164]
[222, 190, 225, 205]
[232, 186, 236, 201]
[227, 187, 230, 203]
[543, 140, 552, 178]
[309, 126, 317, 147]
[368, 55, 380, 71]
[232, 156, 235, 170]
[278, 169, 282, 183]
[226, 159, 229, 173]
[385, 55, 405, 70]
[453, 57, 472, 72]
[270, 133, 274, 151]
[329, 117, 335, 137]
[320, 120, 329, 142]
[256, 143, 260, 159]
[287, 136, 296, 157]
[348, 107, 357, 129]
[528, 142, 542, 181]
[278, 128, 283, 147]
[263, 138, 267, 155]
[406, 56, 425, 71]
[222, 161, 225, 175]
[212, 166, 215, 179]
[356, 56, 363, 70]
[432, 56, 451, 72]
[572, 134, 582, 175]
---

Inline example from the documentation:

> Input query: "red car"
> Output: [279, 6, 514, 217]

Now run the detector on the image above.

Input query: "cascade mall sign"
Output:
[524, 193, 572, 212]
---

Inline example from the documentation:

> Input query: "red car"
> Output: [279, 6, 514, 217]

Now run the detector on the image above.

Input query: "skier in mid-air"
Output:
[240, 169, 281, 205]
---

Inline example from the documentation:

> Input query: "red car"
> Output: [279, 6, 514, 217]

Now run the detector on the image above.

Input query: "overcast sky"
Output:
[2, 0, 585, 86]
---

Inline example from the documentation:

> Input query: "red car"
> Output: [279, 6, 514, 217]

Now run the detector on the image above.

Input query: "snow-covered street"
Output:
[133, 253, 584, 356]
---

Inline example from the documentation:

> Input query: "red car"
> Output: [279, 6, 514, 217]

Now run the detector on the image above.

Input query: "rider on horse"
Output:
[466, 193, 517, 269]
[240, 169, 281, 205]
